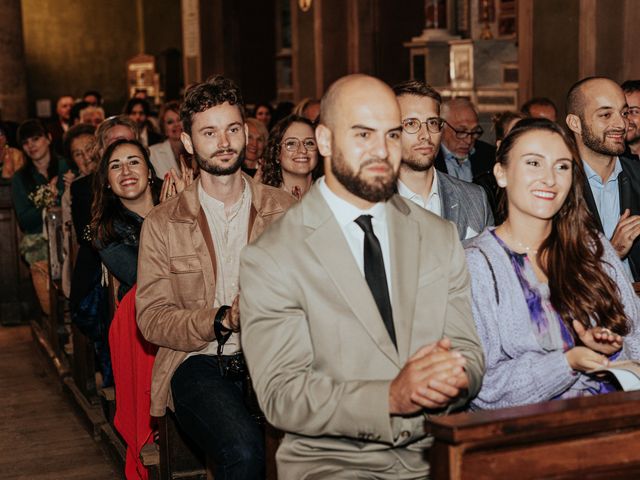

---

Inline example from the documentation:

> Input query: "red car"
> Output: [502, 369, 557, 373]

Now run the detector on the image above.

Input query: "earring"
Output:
[497, 180, 506, 188]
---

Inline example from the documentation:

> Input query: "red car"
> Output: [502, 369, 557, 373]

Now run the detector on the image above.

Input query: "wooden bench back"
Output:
[428, 390, 640, 479]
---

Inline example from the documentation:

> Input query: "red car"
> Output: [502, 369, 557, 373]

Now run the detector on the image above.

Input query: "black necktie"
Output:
[354, 215, 397, 348]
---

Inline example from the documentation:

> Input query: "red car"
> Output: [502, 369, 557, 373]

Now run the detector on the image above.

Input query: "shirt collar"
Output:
[318, 177, 387, 228]
[397, 169, 439, 202]
[582, 157, 622, 185]
[441, 142, 475, 162]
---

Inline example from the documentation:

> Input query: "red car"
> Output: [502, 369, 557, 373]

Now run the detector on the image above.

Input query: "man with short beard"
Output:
[239, 74, 484, 479]
[136, 76, 295, 479]
[566, 76, 640, 281]
[621, 80, 640, 160]
[394, 79, 493, 241]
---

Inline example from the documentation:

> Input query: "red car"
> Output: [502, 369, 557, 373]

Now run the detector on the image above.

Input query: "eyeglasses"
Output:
[445, 121, 484, 140]
[402, 117, 444, 135]
[281, 137, 317, 152]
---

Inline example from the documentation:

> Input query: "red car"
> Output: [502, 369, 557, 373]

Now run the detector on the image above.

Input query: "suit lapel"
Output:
[583, 178, 604, 232]
[438, 174, 464, 239]
[303, 187, 401, 367]
[387, 198, 419, 364]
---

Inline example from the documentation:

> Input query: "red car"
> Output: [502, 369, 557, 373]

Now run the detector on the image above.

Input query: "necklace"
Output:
[504, 226, 539, 256]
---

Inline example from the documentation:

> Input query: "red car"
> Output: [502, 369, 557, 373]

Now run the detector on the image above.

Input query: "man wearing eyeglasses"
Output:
[621, 80, 640, 161]
[393, 80, 493, 241]
[434, 98, 496, 184]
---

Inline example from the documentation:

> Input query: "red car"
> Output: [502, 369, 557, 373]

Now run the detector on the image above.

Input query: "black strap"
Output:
[214, 305, 232, 356]
[354, 215, 397, 348]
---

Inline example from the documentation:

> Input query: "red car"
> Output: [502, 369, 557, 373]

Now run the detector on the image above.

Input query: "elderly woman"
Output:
[261, 114, 319, 199]
[242, 117, 268, 178]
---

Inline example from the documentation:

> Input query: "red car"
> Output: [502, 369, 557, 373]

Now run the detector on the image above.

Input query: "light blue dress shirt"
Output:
[583, 158, 633, 279]
[583, 158, 622, 239]
[441, 143, 474, 183]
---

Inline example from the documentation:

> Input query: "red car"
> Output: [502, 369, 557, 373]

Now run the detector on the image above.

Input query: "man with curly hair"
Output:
[136, 75, 295, 479]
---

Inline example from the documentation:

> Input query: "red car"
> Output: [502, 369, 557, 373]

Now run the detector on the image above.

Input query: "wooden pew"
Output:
[428, 390, 640, 479]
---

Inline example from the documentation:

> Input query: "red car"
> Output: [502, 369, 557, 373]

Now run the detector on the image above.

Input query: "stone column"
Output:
[0, 0, 28, 122]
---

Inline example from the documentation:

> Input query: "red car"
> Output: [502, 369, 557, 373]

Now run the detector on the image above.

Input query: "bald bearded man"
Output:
[240, 74, 484, 479]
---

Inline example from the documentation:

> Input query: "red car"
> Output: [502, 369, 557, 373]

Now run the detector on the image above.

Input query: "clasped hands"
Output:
[389, 337, 468, 415]
[565, 321, 623, 372]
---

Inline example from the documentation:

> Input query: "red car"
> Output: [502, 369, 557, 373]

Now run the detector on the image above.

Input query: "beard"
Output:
[581, 118, 625, 156]
[627, 126, 640, 146]
[331, 150, 397, 203]
[402, 145, 436, 172]
[194, 146, 245, 176]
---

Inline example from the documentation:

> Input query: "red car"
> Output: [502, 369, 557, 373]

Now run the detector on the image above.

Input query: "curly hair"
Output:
[261, 114, 315, 188]
[181, 75, 244, 135]
[497, 118, 629, 338]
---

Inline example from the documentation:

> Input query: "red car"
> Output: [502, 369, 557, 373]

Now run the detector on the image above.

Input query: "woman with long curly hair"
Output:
[465, 118, 640, 409]
[261, 114, 319, 199]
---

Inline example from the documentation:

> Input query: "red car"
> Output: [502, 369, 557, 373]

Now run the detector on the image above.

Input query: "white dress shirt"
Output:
[397, 169, 442, 217]
[318, 177, 392, 297]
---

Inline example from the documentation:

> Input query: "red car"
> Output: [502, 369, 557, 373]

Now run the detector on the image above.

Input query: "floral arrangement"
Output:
[28, 184, 57, 209]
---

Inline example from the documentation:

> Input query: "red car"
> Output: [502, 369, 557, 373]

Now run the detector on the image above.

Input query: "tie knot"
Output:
[355, 214, 374, 234]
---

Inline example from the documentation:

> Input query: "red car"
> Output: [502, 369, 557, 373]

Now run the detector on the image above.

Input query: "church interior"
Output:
[2, 1, 640, 479]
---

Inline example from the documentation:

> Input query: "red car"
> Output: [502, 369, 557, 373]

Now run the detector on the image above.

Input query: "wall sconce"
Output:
[298, 0, 312, 12]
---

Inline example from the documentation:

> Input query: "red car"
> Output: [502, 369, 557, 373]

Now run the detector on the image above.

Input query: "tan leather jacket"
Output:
[136, 175, 295, 416]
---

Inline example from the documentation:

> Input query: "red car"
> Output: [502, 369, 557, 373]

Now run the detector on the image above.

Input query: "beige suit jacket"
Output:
[136, 175, 295, 416]
[239, 184, 485, 479]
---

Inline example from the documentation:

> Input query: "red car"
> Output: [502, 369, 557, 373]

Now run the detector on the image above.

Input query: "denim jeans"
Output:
[171, 354, 265, 480]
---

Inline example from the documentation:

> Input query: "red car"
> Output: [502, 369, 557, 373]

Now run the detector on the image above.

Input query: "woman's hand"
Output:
[573, 320, 623, 355]
[63, 171, 76, 191]
[565, 346, 610, 372]
[159, 172, 174, 203]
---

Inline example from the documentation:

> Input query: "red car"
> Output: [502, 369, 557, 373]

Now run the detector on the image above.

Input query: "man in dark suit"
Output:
[393, 80, 493, 241]
[566, 76, 640, 282]
[434, 98, 496, 184]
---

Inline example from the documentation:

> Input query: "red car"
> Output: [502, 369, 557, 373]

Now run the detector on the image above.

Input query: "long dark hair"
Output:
[90, 139, 159, 246]
[497, 118, 629, 336]
[262, 114, 319, 188]
[16, 119, 59, 193]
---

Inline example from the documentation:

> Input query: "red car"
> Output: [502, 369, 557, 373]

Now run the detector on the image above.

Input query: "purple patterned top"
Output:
[491, 230, 616, 399]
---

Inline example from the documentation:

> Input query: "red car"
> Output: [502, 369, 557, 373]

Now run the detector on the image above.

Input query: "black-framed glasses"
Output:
[444, 121, 484, 140]
[402, 117, 444, 135]
[281, 137, 317, 152]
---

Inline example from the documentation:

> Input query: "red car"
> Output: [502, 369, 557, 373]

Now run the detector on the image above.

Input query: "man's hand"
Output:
[573, 320, 623, 356]
[221, 295, 241, 333]
[389, 337, 467, 415]
[611, 209, 640, 258]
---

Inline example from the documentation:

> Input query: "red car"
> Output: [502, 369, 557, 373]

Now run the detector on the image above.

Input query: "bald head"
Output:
[566, 76, 623, 117]
[316, 74, 402, 207]
[320, 74, 399, 129]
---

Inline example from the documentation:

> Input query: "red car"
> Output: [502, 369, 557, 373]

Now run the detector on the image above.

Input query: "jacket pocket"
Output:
[169, 255, 206, 306]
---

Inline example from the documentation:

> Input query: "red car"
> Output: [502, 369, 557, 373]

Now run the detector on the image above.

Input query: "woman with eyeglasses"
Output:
[261, 114, 320, 200]
[465, 118, 640, 410]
